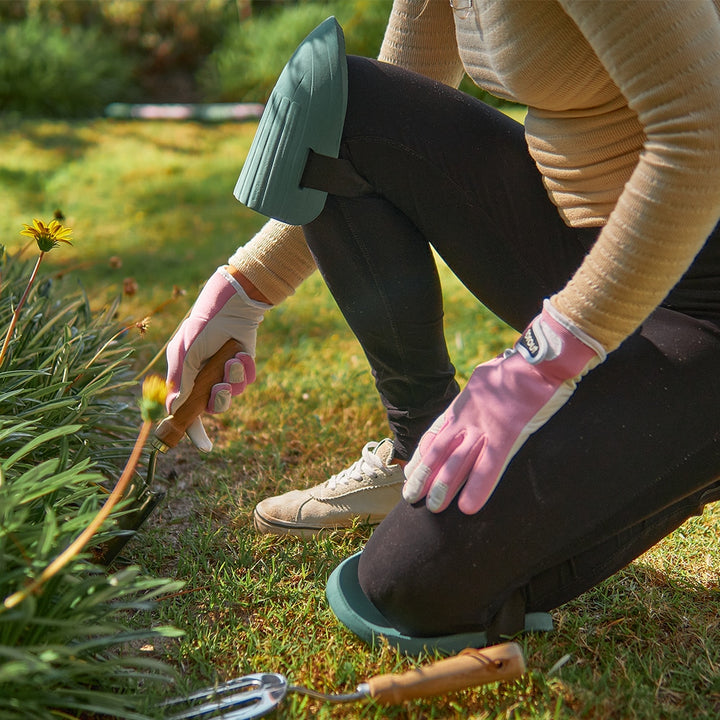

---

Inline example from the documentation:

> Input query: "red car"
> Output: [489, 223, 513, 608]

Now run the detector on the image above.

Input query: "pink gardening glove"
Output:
[166, 266, 270, 452]
[403, 300, 606, 514]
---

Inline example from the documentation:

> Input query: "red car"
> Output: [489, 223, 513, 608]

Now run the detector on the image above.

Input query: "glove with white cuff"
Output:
[403, 299, 606, 514]
[165, 266, 270, 452]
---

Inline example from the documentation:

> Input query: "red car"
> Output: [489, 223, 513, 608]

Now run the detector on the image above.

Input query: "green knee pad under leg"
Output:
[326, 552, 554, 656]
[234, 17, 348, 226]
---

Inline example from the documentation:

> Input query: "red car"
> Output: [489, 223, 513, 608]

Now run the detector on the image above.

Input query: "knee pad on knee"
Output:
[234, 16, 349, 226]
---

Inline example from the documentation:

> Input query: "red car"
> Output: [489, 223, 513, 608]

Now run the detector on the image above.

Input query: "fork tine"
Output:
[161, 673, 287, 720]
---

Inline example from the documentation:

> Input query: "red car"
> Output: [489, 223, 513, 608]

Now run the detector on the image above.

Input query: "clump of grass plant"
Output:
[0, 226, 182, 719]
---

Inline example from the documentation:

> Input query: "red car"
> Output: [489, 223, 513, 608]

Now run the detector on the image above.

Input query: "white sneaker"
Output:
[253, 439, 404, 537]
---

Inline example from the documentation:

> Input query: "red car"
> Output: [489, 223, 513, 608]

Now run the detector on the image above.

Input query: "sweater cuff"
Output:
[228, 220, 316, 306]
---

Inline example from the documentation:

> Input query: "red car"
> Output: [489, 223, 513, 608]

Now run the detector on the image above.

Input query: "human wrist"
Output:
[514, 300, 605, 381]
[224, 264, 273, 305]
[542, 300, 606, 360]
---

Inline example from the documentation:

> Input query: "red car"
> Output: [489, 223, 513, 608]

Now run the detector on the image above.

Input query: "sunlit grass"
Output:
[1, 116, 718, 719]
[0, 119, 265, 354]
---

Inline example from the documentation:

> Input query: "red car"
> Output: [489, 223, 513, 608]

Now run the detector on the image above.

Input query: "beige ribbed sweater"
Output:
[229, 0, 720, 352]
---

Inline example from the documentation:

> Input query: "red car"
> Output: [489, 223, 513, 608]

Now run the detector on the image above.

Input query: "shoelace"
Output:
[325, 441, 390, 490]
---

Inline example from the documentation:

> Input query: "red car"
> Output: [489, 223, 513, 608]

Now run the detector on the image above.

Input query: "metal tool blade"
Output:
[161, 673, 288, 720]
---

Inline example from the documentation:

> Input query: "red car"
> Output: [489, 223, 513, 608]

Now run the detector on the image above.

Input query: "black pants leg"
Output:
[358, 309, 720, 635]
[302, 57, 720, 635]
[304, 57, 594, 459]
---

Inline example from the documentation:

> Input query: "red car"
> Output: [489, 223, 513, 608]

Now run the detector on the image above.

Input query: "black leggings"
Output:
[303, 57, 720, 636]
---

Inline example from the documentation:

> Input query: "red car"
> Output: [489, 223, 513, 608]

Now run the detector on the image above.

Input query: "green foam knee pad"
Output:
[326, 552, 554, 656]
[234, 17, 348, 226]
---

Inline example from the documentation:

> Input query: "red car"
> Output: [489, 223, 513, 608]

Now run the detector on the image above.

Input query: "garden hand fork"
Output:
[161, 642, 526, 719]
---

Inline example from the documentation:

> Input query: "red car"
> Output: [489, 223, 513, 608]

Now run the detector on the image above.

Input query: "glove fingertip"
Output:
[224, 357, 246, 385]
[426, 481, 450, 513]
[402, 464, 431, 503]
[457, 477, 496, 515]
[208, 383, 232, 413]
[457, 493, 482, 515]
[404, 454, 420, 478]
[237, 352, 256, 384]
[186, 418, 213, 453]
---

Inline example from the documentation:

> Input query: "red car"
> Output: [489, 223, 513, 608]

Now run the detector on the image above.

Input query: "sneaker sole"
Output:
[253, 507, 382, 538]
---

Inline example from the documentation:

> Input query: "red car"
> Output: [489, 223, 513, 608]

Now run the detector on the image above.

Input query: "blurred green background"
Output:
[0, 0, 515, 116]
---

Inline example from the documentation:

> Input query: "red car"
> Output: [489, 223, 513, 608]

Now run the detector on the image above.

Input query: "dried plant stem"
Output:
[0, 252, 44, 366]
[3, 420, 152, 610]
[51, 260, 95, 279]
[132, 306, 190, 381]
[18, 239, 35, 259]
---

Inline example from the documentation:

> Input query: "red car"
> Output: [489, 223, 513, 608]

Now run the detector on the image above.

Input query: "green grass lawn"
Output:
[1, 116, 718, 719]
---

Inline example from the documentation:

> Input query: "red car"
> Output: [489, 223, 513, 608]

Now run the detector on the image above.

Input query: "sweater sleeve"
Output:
[229, 0, 462, 305]
[228, 220, 315, 306]
[378, 0, 464, 87]
[552, 0, 720, 351]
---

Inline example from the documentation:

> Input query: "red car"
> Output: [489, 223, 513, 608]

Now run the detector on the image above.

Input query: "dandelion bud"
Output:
[140, 375, 168, 423]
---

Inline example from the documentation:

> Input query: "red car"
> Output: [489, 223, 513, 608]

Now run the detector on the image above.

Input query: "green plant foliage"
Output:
[199, 0, 393, 103]
[0, 253, 138, 474]
[0, 250, 182, 719]
[0, 17, 135, 117]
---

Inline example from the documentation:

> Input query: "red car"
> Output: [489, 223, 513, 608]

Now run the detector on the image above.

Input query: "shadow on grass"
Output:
[543, 557, 720, 718]
[13, 119, 98, 154]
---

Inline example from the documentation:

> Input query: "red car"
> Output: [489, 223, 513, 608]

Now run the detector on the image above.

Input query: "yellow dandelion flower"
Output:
[20, 218, 73, 253]
[140, 374, 168, 423]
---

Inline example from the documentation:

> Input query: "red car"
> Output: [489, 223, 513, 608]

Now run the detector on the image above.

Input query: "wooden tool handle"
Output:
[367, 642, 525, 705]
[154, 339, 244, 450]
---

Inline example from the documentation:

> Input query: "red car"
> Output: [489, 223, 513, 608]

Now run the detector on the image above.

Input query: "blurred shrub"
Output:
[0, 17, 135, 117]
[201, 0, 518, 111]
[0, 0, 237, 112]
[97, 0, 237, 101]
[199, 0, 393, 103]
[0, 0, 517, 115]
